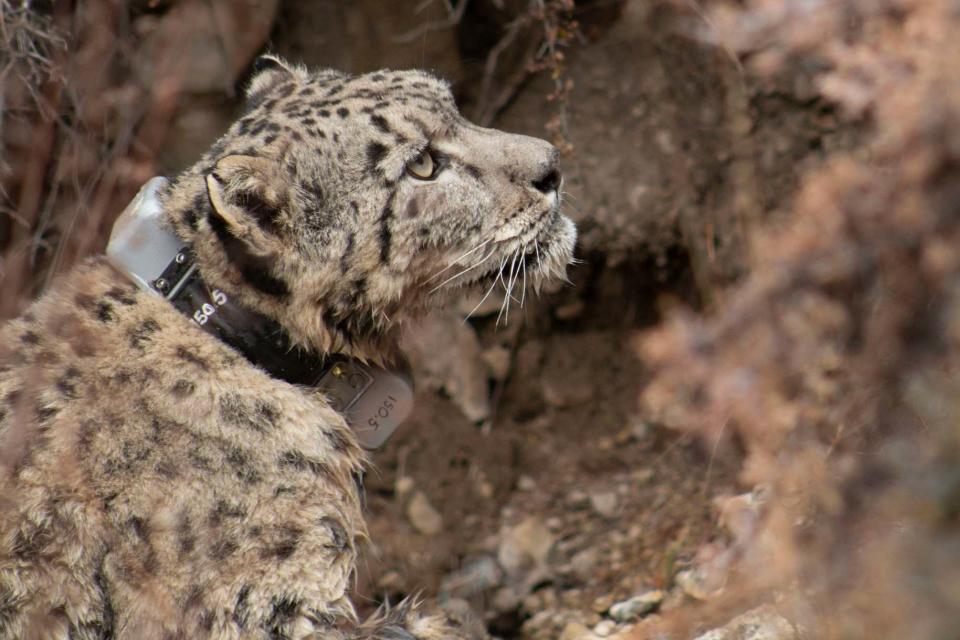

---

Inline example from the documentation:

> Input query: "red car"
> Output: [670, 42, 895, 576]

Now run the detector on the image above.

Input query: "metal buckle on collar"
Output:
[106, 177, 413, 450]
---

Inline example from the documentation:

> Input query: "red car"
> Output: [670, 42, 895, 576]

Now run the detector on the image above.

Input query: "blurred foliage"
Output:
[644, 0, 960, 636]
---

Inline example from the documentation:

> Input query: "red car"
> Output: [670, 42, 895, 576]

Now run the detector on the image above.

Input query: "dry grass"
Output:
[0, 1, 205, 319]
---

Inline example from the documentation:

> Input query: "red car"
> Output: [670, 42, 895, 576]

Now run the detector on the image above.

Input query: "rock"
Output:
[608, 590, 663, 622]
[512, 339, 546, 383]
[136, 0, 279, 93]
[618, 616, 661, 639]
[716, 489, 767, 544]
[403, 310, 490, 423]
[492, 586, 521, 613]
[160, 102, 237, 175]
[477, 480, 494, 499]
[522, 591, 543, 614]
[542, 374, 595, 408]
[591, 594, 615, 614]
[395, 475, 414, 498]
[560, 588, 584, 608]
[593, 620, 617, 637]
[498, 518, 555, 576]
[540, 589, 559, 609]
[522, 587, 560, 615]
[439, 598, 490, 640]
[675, 568, 714, 601]
[481, 344, 512, 380]
[590, 491, 618, 518]
[584, 612, 602, 627]
[376, 570, 404, 591]
[555, 300, 585, 320]
[407, 491, 443, 536]
[633, 468, 655, 484]
[675, 541, 735, 601]
[523, 610, 562, 639]
[627, 415, 653, 440]
[571, 548, 599, 580]
[660, 586, 687, 612]
[567, 489, 590, 508]
[693, 605, 798, 640]
[518, 475, 538, 491]
[273, 0, 463, 81]
[440, 556, 502, 599]
[560, 621, 596, 640]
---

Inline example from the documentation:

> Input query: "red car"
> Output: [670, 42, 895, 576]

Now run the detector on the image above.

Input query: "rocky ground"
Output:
[355, 259, 796, 639]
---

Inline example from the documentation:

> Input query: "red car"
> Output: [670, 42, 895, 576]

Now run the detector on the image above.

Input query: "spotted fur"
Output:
[0, 55, 574, 639]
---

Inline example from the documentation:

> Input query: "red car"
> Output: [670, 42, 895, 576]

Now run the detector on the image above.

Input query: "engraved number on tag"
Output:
[193, 289, 228, 325]
[367, 395, 398, 431]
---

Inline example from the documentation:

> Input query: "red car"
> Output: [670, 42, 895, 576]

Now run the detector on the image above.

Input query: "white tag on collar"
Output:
[106, 177, 414, 450]
[317, 360, 413, 449]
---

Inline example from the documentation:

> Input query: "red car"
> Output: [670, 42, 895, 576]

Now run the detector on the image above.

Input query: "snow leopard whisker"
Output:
[520, 252, 527, 308]
[501, 248, 525, 325]
[467, 255, 508, 323]
[425, 239, 492, 284]
[428, 247, 496, 294]
[497, 251, 518, 326]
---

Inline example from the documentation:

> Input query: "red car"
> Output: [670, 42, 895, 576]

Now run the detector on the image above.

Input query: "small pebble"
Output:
[395, 475, 415, 497]
[439, 556, 501, 598]
[407, 490, 443, 536]
[594, 620, 617, 637]
[481, 344, 512, 380]
[567, 489, 589, 507]
[571, 548, 599, 579]
[676, 568, 721, 601]
[559, 621, 595, 640]
[376, 570, 403, 591]
[555, 300, 585, 320]
[590, 491, 618, 518]
[633, 468, 655, 483]
[629, 416, 652, 440]
[492, 586, 520, 613]
[592, 594, 615, 614]
[692, 605, 798, 640]
[518, 475, 538, 491]
[609, 590, 663, 622]
[497, 518, 554, 576]
[540, 588, 559, 609]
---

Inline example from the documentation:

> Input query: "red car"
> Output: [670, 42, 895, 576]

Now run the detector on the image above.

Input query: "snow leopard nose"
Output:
[533, 167, 562, 194]
[531, 149, 562, 195]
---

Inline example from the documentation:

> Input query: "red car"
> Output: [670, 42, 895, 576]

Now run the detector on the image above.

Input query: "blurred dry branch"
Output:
[0, 0, 66, 118]
[642, 0, 960, 636]
[0, 0, 275, 319]
[391, 0, 471, 44]
[473, 0, 581, 138]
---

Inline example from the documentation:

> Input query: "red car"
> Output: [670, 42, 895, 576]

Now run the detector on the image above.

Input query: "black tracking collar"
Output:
[106, 177, 413, 449]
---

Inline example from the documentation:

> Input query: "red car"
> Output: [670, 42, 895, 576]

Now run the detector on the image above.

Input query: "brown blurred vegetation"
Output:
[4, 0, 960, 638]
[644, 0, 960, 637]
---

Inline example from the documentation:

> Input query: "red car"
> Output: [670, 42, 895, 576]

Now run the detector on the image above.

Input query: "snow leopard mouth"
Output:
[429, 205, 577, 322]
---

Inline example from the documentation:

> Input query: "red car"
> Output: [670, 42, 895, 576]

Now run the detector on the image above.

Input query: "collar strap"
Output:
[106, 177, 413, 449]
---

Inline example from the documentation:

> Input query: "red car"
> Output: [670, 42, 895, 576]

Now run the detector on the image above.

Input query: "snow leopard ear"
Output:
[205, 154, 291, 241]
[204, 155, 292, 297]
[245, 55, 306, 110]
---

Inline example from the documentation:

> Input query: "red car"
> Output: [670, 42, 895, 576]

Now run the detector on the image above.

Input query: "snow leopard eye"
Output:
[406, 149, 437, 180]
